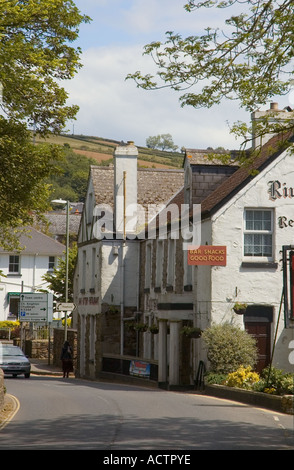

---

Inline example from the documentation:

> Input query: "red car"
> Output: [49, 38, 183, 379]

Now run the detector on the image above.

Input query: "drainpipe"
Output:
[120, 171, 126, 356]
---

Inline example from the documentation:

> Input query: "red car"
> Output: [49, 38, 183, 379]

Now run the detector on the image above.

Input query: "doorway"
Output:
[244, 305, 273, 373]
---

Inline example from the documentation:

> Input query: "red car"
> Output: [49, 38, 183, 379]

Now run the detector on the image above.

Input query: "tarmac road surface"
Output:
[0, 374, 293, 452]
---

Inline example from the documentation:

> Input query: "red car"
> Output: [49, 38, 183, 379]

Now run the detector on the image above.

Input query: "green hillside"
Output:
[35, 133, 184, 169]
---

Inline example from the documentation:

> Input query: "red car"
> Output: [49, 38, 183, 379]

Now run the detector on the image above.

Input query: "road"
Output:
[0, 375, 293, 452]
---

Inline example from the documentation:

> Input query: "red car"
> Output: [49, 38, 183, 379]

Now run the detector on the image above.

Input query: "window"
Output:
[91, 247, 96, 290]
[48, 256, 55, 271]
[9, 296, 20, 319]
[244, 209, 273, 258]
[145, 242, 152, 290]
[9, 255, 20, 274]
[167, 238, 175, 287]
[81, 250, 87, 292]
[155, 240, 163, 289]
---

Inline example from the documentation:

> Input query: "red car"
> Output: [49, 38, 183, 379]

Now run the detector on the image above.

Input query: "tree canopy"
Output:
[42, 243, 77, 302]
[146, 133, 178, 151]
[0, 0, 90, 134]
[0, 1, 90, 249]
[127, 0, 294, 149]
[0, 118, 64, 250]
[48, 146, 97, 202]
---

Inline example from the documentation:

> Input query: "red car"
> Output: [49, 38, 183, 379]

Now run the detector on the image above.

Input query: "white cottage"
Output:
[0, 228, 65, 321]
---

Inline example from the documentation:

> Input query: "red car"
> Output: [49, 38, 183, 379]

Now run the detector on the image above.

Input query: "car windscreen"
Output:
[0, 347, 24, 356]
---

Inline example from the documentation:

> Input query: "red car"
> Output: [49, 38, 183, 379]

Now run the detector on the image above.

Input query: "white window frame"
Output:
[48, 256, 55, 271]
[8, 255, 20, 275]
[243, 208, 274, 261]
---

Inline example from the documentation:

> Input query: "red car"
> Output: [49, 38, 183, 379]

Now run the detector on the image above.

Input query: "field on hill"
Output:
[35, 133, 184, 169]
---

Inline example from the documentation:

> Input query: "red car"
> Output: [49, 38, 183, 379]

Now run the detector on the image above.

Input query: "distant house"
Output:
[0, 228, 65, 322]
[44, 202, 83, 243]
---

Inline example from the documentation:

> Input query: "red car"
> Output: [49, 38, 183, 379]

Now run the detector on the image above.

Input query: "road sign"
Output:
[19, 293, 53, 322]
[56, 302, 75, 311]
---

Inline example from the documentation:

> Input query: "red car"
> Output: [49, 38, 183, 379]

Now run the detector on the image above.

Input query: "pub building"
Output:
[140, 104, 294, 386]
[74, 104, 294, 386]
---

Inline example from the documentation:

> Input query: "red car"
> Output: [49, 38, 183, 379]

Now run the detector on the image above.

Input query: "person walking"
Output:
[60, 340, 73, 378]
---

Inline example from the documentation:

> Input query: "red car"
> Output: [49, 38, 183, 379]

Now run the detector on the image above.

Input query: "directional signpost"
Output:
[56, 302, 75, 341]
[19, 293, 53, 323]
[57, 302, 75, 312]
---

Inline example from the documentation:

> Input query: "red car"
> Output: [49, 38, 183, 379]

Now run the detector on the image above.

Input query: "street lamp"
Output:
[51, 198, 69, 340]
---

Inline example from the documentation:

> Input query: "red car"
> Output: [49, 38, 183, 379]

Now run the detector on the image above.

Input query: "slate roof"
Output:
[45, 212, 82, 236]
[0, 227, 65, 255]
[184, 148, 239, 166]
[200, 132, 294, 218]
[90, 166, 184, 209]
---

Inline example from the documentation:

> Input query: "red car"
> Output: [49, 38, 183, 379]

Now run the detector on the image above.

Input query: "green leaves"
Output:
[0, 117, 64, 250]
[0, 0, 91, 134]
[0, 1, 91, 248]
[127, 1, 294, 148]
[42, 243, 77, 302]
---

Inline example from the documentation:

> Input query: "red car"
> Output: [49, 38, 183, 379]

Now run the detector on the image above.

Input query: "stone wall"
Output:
[24, 339, 52, 360]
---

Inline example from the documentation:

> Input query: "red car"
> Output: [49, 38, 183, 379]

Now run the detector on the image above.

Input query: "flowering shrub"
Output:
[256, 367, 294, 395]
[225, 366, 260, 389]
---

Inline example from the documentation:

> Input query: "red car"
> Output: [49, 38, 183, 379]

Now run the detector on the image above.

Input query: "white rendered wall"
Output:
[206, 147, 294, 371]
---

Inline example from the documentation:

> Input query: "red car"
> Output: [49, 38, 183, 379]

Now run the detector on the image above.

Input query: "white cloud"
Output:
[64, 1, 262, 150]
[64, 43, 249, 150]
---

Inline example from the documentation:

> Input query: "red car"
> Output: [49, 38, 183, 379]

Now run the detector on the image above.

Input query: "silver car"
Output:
[0, 344, 31, 378]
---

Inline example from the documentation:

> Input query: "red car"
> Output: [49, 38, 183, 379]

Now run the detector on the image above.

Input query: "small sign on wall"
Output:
[188, 246, 227, 266]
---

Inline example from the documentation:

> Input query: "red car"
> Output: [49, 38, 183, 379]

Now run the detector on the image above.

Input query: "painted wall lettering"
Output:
[268, 180, 294, 201]
[278, 216, 294, 228]
[188, 246, 227, 266]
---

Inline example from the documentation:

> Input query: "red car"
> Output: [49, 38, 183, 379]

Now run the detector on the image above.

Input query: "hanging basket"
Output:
[180, 327, 202, 339]
[233, 303, 247, 315]
[149, 324, 159, 334]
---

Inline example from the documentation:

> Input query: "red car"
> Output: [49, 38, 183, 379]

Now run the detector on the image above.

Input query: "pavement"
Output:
[30, 358, 70, 377]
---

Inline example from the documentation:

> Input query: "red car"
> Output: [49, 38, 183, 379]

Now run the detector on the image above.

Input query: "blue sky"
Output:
[63, 1, 291, 150]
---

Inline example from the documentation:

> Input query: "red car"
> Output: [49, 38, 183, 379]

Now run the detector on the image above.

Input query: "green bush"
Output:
[202, 323, 258, 374]
[205, 372, 227, 385]
[256, 366, 294, 395]
[0, 321, 20, 339]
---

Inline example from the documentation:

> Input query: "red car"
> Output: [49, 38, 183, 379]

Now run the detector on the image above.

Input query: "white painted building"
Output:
[141, 111, 294, 385]
[74, 142, 184, 379]
[76, 105, 294, 385]
[191, 130, 294, 374]
[0, 228, 65, 322]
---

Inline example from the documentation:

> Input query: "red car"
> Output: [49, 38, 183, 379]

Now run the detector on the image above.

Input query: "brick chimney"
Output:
[114, 141, 138, 236]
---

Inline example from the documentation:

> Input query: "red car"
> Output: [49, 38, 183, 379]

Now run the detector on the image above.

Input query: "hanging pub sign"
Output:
[188, 245, 227, 266]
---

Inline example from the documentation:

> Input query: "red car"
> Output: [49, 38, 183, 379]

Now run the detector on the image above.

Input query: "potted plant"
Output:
[233, 302, 248, 315]
[180, 326, 202, 338]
